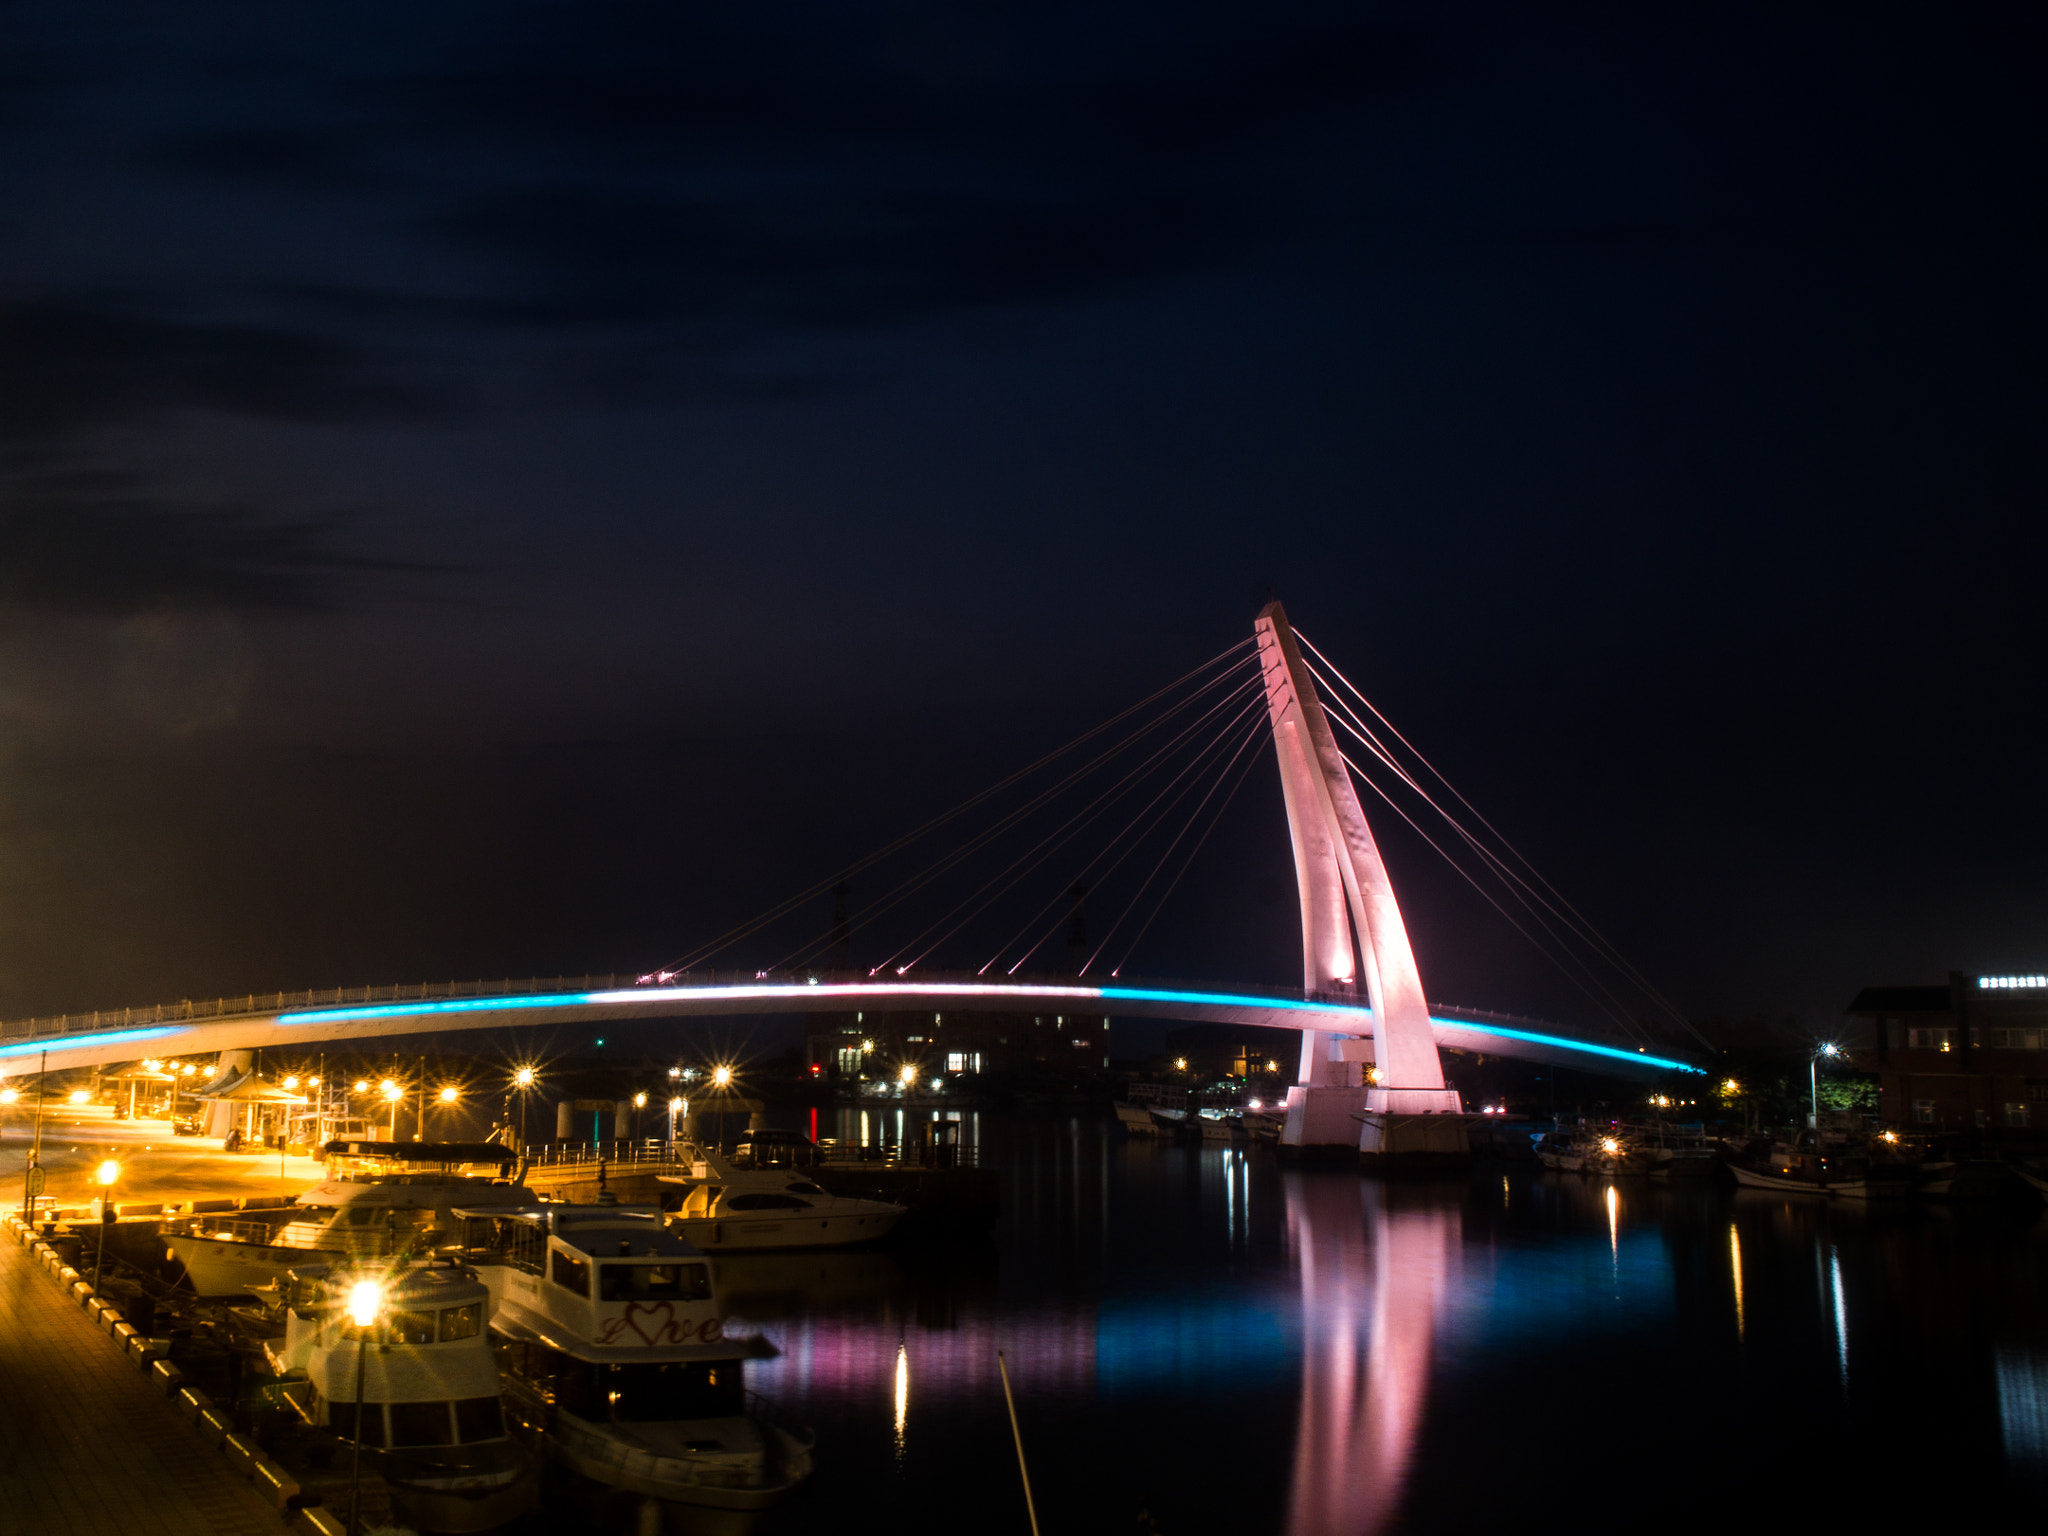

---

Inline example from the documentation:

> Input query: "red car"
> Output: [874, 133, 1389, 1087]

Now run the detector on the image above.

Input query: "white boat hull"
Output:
[1729, 1164, 1832, 1196]
[165, 1231, 332, 1298]
[666, 1208, 900, 1252]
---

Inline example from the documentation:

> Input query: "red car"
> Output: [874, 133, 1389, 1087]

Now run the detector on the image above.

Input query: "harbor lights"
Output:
[380, 1080, 404, 1139]
[633, 1091, 647, 1143]
[668, 1096, 685, 1147]
[711, 1066, 733, 1090]
[92, 1160, 120, 1292]
[345, 1278, 385, 1536]
[899, 1064, 918, 1090]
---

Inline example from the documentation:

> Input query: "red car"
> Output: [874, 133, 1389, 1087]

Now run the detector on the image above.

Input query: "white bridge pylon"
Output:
[1257, 602, 1463, 1124]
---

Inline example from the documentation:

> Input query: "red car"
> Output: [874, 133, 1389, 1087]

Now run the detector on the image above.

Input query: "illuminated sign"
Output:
[1978, 975, 2048, 990]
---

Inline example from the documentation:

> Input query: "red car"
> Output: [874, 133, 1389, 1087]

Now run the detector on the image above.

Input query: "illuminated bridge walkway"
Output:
[0, 969, 1702, 1079]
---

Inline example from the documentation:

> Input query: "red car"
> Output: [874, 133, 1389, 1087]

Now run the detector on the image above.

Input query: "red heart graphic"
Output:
[620, 1300, 678, 1346]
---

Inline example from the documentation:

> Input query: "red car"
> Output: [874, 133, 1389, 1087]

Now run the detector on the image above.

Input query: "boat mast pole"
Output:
[996, 1350, 1042, 1536]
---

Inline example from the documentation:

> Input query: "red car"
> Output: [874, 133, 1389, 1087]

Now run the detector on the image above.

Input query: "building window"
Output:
[907, 1035, 925, 1043]
[1072, 1038, 1091, 1049]
[1987, 1029, 2045, 1050]
[2005, 1104, 2031, 1128]
[835, 1049, 861, 1075]
[1912, 1100, 1936, 1124]
[2029, 1081, 2048, 1104]
[1906, 1028, 1955, 1052]
[947, 1053, 968, 1073]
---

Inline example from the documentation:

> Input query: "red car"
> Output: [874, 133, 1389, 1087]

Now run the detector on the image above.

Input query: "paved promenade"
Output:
[0, 1232, 283, 1536]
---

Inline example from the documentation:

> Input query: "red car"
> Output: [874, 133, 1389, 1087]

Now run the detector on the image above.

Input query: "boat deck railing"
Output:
[524, 1136, 986, 1176]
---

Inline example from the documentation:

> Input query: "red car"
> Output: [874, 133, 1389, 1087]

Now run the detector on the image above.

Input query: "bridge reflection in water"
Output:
[1284, 1175, 1455, 1536]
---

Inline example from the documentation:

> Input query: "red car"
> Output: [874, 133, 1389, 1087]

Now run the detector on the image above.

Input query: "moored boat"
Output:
[1729, 1163, 1833, 1196]
[657, 1151, 904, 1251]
[260, 1257, 538, 1532]
[463, 1204, 812, 1535]
[164, 1141, 531, 1298]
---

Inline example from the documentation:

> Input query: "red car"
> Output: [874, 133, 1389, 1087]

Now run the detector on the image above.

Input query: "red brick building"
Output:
[1848, 971, 2048, 1131]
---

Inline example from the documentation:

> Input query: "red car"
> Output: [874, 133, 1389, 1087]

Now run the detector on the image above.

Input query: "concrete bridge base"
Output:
[1355, 1110, 1479, 1169]
[1278, 1085, 1373, 1156]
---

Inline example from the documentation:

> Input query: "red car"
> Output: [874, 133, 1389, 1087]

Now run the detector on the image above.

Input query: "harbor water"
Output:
[693, 1110, 2048, 1532]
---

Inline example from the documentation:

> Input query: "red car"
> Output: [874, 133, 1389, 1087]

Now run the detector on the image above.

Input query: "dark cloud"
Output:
[161, 127, 367, 188]
[0, 298, 436, 447]
[0, 459, 419, 614]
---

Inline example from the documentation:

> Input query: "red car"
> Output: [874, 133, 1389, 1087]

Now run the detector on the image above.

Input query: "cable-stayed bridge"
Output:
[0, 603, 1706, 1148]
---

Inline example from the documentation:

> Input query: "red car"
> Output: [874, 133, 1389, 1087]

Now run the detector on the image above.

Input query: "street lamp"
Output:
[92, 1160, 120, 1291]
[346, 1278, 384, 1536]
[1810, 1043, 1841, 1142]
[899, 1064, 918, 1088]
[668, 1096, 684, 1148]
[380, 1081, 403, 1139]
[712, 1066, 732, 1090]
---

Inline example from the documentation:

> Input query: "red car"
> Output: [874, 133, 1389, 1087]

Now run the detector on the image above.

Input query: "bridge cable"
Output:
[874, 687, 1270, 978]
[754, 652, 1263, 976]
[1082, 711, 1272, 975]
[1294, 638, 1707, 1048]
[989, 697, 1272, 976]
[1109, 726, 1271, 977]
[772, 666, 1264, 978]
[1333, 746, 1654, 1044]
[1296, 629, 1702, 1040]
[645, 637, 1254, 977]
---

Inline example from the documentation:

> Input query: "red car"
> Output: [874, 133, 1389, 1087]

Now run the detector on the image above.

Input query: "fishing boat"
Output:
[1728, 1163, 1833, 1196]
[258, 1258, 538, 1533]
[656, 1151, 904, 1251]
[461, 1204, 812, 1533]
[163, 1141, 531, 1298]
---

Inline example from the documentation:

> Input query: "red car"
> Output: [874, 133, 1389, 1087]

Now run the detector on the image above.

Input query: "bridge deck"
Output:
[0, 972, 1702, 1078]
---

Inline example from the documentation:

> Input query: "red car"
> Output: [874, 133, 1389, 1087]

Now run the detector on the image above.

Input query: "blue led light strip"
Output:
[0, 1025, 187, 1059]
[272, 980, 1702, 1075]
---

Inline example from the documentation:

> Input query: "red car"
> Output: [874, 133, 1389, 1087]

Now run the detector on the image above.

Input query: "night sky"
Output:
[0, 3, 2040, 1044]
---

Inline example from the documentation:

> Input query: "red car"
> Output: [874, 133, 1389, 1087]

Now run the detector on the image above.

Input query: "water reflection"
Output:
[1283, 1174, 1456, 1536]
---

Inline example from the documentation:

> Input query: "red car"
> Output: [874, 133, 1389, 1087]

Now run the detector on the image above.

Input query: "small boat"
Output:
[1729, 1163, 1833, 1196]
[261, 1258, 538, 1533]
[466, 1204, 812, 1532]
[657, 1152, 904, 1251]
[164, 1141, 532, 1298]
[1192, 1107, 1247, 1141]
[1829, 1176, 1916, 1200]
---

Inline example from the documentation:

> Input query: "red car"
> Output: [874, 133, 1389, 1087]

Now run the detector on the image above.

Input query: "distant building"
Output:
[1847, 971, 2048, 1130]
[803, 1007, 1112, 1086]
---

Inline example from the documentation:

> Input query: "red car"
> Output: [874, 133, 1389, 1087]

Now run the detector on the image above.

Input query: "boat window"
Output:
[387, 1310, 437, 1347]
[598, 1262, 711, 1302]
[785, 1182, 828, 1196]
[602, 1361, 744, 1423]
[453, 1396, 505, 1443]
[550, 1249, 591, 1296]
[439, 1302, 482, 1342]
[343, 1208, 384, 1227]
[725, 1193, 809, 1212]
[388, 1400, 455, 1447]
[327, 1401, 387, 1447]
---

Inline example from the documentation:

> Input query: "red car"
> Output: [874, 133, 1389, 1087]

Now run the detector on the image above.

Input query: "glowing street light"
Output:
[92, 1160, 120, 1291]
[899, 1064, 918, 1087]
[0, 1088, 16, 1106]
[437, 1086, 458, 1104]
[282, 1075, 300, 1091]
[1173, 1058, 1187, 1072]
[711, 1066, 733, 1090]
[380, 1080, 404, 1138]
[345, 1278, 384, 1536]
[513, 1067, 536, 1088]
[68, 1089, 90, 1105]
[353, 1079, 370, 1094]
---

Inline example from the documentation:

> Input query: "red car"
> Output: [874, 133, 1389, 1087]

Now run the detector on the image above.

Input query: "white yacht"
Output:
[656, 1151, 904, 1252]
[458, 1205, 813, 1533]
[164, 1141, 532, 1298]
[260, 1258, 538, 1533]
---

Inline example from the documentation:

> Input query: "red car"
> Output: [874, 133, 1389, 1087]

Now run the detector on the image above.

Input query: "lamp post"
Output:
[512, 1067, 535, 1151]
[92, 1160, 120, 1292]
[345, 1278, 382, 1536]
[381, 1081, 403, 1140]
[1810, 1044, 1840, 1145]
[633, 1091, 647, 1149]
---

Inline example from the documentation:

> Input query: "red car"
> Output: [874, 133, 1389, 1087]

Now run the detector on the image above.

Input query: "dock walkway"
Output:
[0, 1226, 282, 1536]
